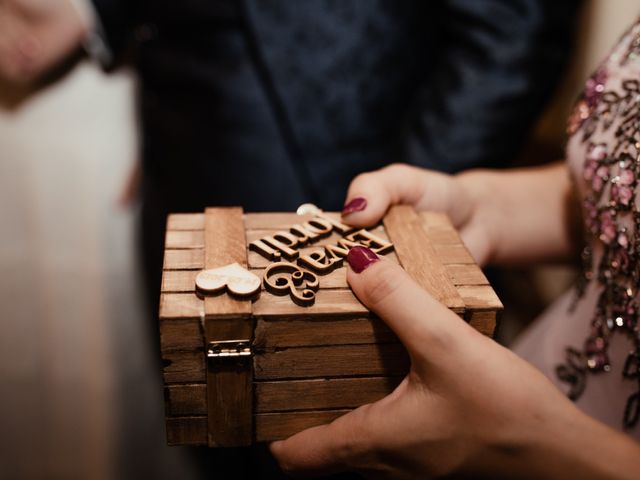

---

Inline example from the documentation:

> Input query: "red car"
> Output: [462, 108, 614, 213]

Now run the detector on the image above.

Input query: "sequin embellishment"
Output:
[557, 25, 640, 429]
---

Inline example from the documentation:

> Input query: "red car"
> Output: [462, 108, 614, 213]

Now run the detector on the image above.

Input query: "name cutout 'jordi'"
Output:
[250, 213, 394, 305]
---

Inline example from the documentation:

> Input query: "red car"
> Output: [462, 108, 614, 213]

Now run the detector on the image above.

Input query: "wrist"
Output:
[507, 403, 640, 479]
[453, 169, 503, 265]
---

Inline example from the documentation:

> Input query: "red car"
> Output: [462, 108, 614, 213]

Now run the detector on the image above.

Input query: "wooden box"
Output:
[159, 206, 502, 447]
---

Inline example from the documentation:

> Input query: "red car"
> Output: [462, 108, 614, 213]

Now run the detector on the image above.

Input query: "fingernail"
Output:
[347, 246, 379, 273]
[341, 197, 367, 216]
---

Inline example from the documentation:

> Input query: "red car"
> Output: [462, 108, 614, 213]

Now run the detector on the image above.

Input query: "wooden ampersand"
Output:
[263, 262, 320, 307]
[195, 263, 261, 297]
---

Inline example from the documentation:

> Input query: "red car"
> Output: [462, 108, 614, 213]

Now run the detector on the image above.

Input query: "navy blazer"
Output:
[92, 0, 579, 213]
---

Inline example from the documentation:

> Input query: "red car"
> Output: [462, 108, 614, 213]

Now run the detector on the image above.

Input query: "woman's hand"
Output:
[341, 163, 492, 264]
[270, 249, 640, 479]
[0, 0, 88, 83]
[340, 162, 578, 266]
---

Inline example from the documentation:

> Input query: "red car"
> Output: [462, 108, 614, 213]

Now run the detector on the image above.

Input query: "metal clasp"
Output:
[207, 340, 252, 363]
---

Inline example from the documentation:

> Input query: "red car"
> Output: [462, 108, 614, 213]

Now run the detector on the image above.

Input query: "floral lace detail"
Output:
[557, 31, 640, 428]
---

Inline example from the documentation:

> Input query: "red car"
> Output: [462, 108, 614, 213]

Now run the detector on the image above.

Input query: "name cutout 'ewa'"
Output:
[250, 213, 394, 277]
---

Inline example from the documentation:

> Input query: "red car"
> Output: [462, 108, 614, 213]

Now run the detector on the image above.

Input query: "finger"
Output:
[341, 163, 464, 228]
[345, 247, 466, 358]
[270, 405, 371, 476]
[341, 163, 427, 227]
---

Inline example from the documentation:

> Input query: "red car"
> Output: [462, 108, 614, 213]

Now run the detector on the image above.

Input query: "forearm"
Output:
[456, 162, 579, 266]
[522, 408, 640, 479]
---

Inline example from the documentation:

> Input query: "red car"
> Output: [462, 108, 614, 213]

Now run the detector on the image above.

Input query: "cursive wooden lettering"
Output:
[346, 229, 394, 255]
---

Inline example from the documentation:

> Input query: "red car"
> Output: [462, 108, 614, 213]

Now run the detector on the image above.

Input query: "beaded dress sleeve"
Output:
[513, 17, 640, 437]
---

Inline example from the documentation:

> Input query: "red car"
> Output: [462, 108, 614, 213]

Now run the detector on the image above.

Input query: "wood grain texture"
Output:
[159, 293, 203, 320]
[167, 213, 205, 231]
[165, 376, 402, 416]
[445, 264, 489, 286]
[254, 343, 409, 380]
[166, 410, 354, 444]
[420, 211, 456, 230]
[161, 207, 503, 448]
[383, 206, 465, 312]
[244, 212, 316, 230]
[162, 270, 198, 292]
[255, 377, 401, 412]
[254, 316, 397, 348]
[163, 249, 204, 270]
[206, 363, 253, 447]
[162, 350, 205, 384]
[203, 207, 253, 446]
[204, 207, 252, 318]
[253, 288, 368, 317]
[255, 410, 350, 442]
[457, 285, 503, 311]
[467, 311, 497, 337]
[165, 230, 204, 249]
[433, 244, 476, 265]
[166, 417, 208, 445]
[165, 384, 207, 416]
[160, 319, 203, 351]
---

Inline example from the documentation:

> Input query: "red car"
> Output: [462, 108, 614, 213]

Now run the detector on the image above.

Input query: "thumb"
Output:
[341, 163, 466, 228]
[270, 404, 373, 476]
[346, 246, 465, 360]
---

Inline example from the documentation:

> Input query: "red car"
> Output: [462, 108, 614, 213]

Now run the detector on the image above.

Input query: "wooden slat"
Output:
[244, 212, 312, 230]
[203, 207, 252, 318]
[420, 211, 454, 230]
[153, 346, 396, 386]
[254, 316, 397, 348]
[160, 319, 203, 350]
[458, 285, 503, 311]
[159, 293, 203, 320]
[423, 228, 461, 245]
[255, 377, 401, 412]
[433, 244, 476, 265]
[165, 384, 207, 416]
[166, 417, 208, 445]
[165, 230, 204, 249]
[161, 270, 199, 292]
[162, 350, 205, 384]
[254, 343, 408, 380]
[255, 410, 350, 442]
[165, 376, 403, 416]
[253, 288, 368, 317]
[163, 249, 204, 270]
[166, 410, 354, 444]
[203, 207, 253, 447]
[468, 311, 497, 337]
[167, 213, 205, 231]
[445, 264, 489, 286]
[383, 206, 465, 312]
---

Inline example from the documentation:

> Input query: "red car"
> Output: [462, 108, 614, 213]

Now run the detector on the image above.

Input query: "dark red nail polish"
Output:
[347, 246, 379, 273]
[342, 197, 367, 216]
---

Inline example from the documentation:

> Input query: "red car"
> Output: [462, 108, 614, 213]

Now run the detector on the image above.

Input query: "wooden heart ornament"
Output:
[195, 263, 261, 297]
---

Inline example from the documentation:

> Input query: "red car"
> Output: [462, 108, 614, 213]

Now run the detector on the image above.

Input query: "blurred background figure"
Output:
[1, 0, 634, 478]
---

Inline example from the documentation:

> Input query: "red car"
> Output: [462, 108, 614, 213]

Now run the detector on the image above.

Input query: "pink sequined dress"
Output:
[513, 18, 640, 438]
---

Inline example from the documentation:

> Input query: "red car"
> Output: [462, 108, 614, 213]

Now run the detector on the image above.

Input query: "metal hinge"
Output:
[207, 340, 252, 363]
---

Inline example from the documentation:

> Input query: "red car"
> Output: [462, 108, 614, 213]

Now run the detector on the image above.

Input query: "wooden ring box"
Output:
[159, 206, 502, 447]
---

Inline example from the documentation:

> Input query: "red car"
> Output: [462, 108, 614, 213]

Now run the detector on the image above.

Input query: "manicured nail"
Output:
[347, 246, 379, 273]
[341, 197, 367, 216]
